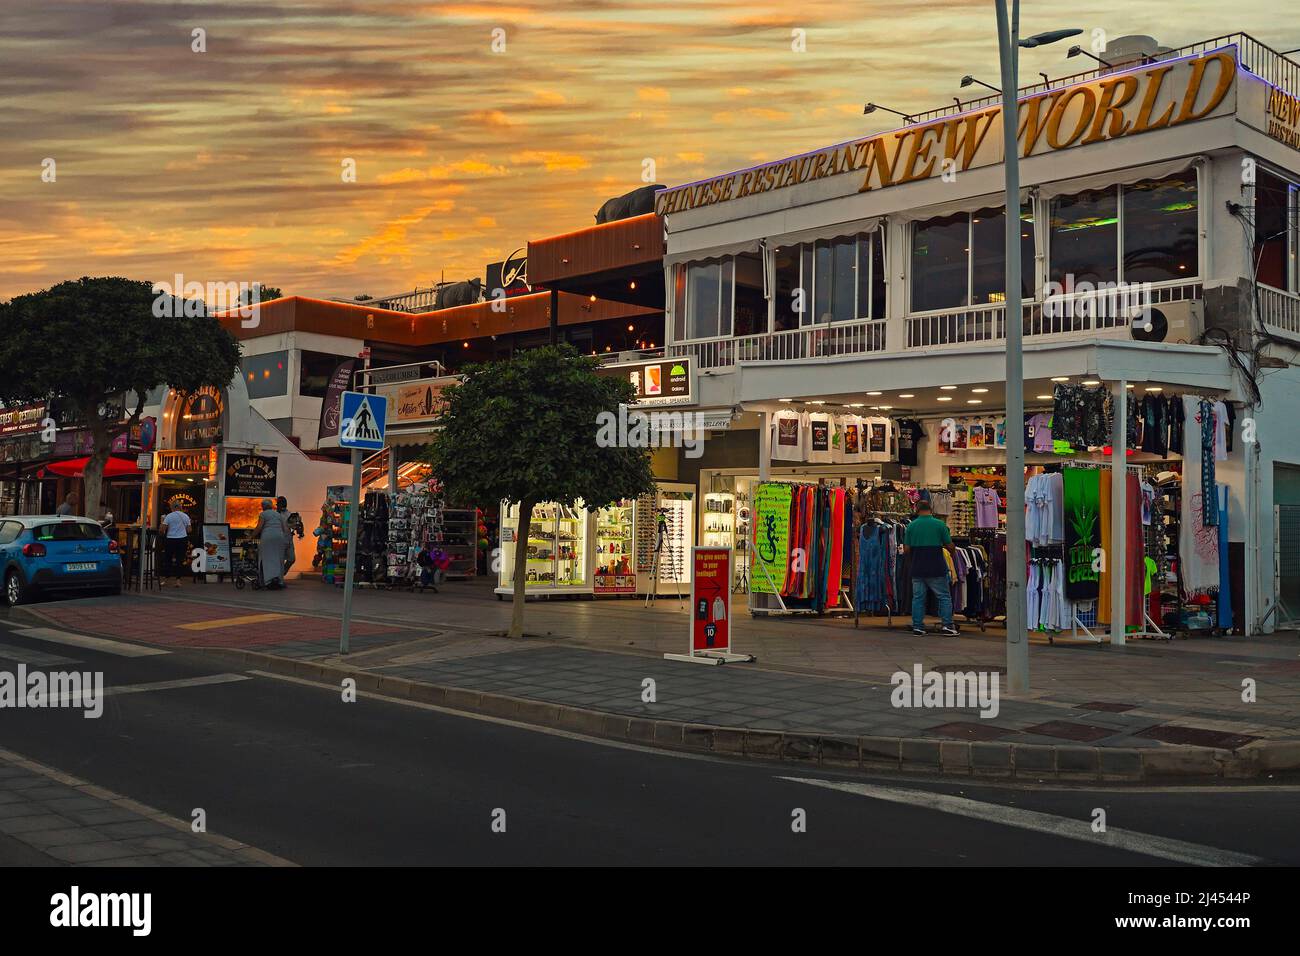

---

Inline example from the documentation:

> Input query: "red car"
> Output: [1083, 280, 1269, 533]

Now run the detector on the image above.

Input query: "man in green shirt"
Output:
[903, 501, 958, 636]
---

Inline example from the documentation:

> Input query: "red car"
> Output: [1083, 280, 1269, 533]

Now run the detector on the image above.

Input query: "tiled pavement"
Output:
[20, 581, 1300, 749]
[375, 644, 1281, 748]
[0, 748, 292, 866]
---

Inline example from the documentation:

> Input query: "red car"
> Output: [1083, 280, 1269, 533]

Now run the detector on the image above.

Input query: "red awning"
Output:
[43, 456, 143, 478]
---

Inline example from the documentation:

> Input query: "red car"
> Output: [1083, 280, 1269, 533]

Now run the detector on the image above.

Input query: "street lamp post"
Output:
[993, 2, 1080, 695]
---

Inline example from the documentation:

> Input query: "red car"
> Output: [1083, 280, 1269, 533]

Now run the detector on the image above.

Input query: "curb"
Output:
[197, 646, 1300, 783]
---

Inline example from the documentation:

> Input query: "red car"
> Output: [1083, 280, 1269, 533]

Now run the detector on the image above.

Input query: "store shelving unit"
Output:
[593, 499, 636, 594]
[496, 500, 592, 597]
[440, 508, 478, 579]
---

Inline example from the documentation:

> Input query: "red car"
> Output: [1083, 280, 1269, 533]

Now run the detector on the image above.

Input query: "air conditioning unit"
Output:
[1128, 299, 1203, 344]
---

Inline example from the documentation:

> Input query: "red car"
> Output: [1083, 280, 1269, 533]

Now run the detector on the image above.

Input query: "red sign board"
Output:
[690, 547, 732, 652]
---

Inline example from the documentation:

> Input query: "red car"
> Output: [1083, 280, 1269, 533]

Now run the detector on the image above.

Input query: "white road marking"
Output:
[48, 673, 249, 707]
[15, 627, 168, 658]
[778, 776, 1266, 867]
[0, 643, 80, 666]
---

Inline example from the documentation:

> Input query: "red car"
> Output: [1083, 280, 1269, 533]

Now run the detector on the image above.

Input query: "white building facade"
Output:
[654, 35, 1300, 635]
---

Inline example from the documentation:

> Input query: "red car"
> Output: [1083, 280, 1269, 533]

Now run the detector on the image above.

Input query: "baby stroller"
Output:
[232, 539, 264, 590]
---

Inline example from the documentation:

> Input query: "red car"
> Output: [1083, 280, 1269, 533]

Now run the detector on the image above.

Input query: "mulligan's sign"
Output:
[656, 48, 1239, 215]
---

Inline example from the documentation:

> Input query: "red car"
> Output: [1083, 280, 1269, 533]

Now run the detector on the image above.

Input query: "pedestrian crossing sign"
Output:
[339, 391, 387, 449]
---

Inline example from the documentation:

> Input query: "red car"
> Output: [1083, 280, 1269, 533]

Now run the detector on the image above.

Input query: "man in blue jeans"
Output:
[903, 500, 959, 636]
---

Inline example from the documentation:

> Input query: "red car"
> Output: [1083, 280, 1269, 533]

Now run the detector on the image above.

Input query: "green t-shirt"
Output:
[905, 515, 952, 578]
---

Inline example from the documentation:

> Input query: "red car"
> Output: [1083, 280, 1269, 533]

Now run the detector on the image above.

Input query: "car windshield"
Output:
[33, 522, 104, 542]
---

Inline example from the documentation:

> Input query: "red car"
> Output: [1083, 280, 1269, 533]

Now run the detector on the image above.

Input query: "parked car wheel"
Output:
[4, 568, 31, 607]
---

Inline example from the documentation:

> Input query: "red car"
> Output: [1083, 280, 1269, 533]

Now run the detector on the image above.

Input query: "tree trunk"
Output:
[508, 498, 535, 639]
[82, 418, 112, 521]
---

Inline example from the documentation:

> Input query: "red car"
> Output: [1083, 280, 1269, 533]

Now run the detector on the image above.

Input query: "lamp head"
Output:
[960, 75, 975, 88]
[863, 102, 876, 115]
[1066, 44, 1082, 57]
[1023, 28, 1085, 48]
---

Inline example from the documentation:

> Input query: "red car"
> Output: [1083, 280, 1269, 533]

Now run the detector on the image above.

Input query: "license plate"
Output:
[65, 562, 96, 572]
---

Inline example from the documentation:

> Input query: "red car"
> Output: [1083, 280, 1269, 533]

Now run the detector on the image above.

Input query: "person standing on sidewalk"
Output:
[903, 500, 959, 636]
[159, 500, 192, 589]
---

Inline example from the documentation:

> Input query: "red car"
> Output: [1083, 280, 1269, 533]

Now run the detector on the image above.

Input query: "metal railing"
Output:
[904, 34, 1297, 127]
[1260, 284, 1300, 337]
[673, 281, 1208, 368]
[669, 320, 888, 370]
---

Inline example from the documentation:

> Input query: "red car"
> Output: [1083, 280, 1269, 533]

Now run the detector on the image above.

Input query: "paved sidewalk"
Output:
[19, 581, 1300, 754]
[0, 747, 292, 866]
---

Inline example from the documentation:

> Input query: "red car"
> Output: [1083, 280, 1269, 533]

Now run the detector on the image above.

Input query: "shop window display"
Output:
[497, 500, 590, 595]
[593, 499, 636, 593]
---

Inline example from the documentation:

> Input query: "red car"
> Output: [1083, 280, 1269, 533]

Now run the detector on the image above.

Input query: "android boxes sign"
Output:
[597, 357, 691, 407]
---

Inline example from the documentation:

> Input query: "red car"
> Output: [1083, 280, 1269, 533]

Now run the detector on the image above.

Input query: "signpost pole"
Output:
[340, 447, 362, 655]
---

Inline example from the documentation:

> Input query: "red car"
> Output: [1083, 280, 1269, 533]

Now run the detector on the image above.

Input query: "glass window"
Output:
[732, 251, 765, 336]
[773, 246, 800, 331]
[0, 521, 21, 544]
[33, 522, 104, 542]
[685, 260, 722, 339]
[1123, 171, 1198, 282]
[298, 351, 352, 398]
[911, 213, 970, 311]
[800, 244, 816, 325]
[1254, 168, 1292, 291]
[1049, 187, 1119, 288]
[971, 205, 1035, 304]
[240, 350, 289, 399]
[831, 238, 856, 323]
[855, 231, 887, 320]
[672, 265, 687, 341]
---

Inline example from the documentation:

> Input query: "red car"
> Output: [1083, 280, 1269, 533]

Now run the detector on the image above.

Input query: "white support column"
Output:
[1110, 380, 1127, 646]
[758, 410, 770, 481]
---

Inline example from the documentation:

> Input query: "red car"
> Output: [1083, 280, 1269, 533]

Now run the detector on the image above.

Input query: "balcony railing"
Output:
[671, 281, 1206, 370]
[906, 34, 1298, 127]
[670, 319, 887, 370]
[1260, 284, 1300, 338]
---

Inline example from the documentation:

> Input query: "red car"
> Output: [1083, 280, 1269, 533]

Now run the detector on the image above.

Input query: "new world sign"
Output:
[656, 48, 1238, 215]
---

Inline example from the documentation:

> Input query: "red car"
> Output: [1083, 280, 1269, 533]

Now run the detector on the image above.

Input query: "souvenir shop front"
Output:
[495, 480, 697, 600]
[149, 377, 351, 578]
[686, 336, 1251, 638]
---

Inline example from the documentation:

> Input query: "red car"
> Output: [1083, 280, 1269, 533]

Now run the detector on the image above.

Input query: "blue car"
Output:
[1, 516, 123, 607]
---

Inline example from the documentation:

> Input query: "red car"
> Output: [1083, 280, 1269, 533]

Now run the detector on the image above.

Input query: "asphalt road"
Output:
[0, 612, 1296, 867]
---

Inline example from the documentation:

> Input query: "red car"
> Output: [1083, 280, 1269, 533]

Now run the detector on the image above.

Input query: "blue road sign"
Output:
[339, 391, 387, 450]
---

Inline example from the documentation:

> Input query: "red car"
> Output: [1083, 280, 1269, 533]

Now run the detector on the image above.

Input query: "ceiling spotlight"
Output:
[967, 399, 983, 404]
[940, 385, 957, 391]
[972, 388, 989, 394]
[1145, 387, 1163, 393]
[1082, 379, 1100, 386]
[867, 391, 883, 396]
[1036, 394, 1052, 400]
[898, 393, 914, 398]
[937, 396, 953, 402]
[1051, 376, 1069, 382]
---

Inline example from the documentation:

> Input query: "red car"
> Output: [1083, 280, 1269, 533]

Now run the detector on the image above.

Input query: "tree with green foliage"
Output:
[0, 276, 241, 519]
[423, 345, 655, 638]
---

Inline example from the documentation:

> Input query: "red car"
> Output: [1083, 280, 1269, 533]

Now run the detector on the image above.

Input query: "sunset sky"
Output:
[1, 0, 1295, 302]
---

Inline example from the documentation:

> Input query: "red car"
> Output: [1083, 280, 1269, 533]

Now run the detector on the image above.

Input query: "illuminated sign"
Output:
[157, 449, 212, 474]
[656, 49, 1239, 215]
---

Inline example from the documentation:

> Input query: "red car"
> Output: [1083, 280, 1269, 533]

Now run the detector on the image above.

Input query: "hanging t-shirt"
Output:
[864, 417, 891, 462]
[896, 418, 925, 466]
[1028, 413, 1053, 453]
[836, 414, 864, 463]
[1212, 401, 1228, 461]
[806, 412, 836, 463]
[973, 486, 1000, 529]
[770, 410, 807, 461]
[995, 417, 1007, 448]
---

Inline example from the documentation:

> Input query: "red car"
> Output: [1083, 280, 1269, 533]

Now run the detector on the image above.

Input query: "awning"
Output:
[43, 456, 143, 479]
